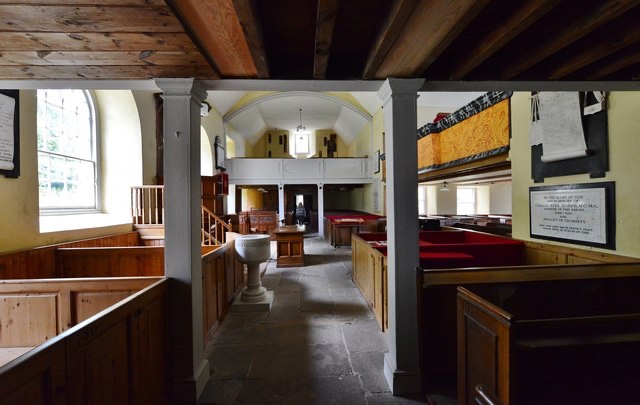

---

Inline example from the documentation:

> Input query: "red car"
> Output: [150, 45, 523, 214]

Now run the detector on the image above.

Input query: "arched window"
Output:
[37, 89, 98, 211]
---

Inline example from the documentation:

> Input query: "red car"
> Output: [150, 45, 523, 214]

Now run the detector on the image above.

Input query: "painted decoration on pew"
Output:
[529, 182, 615, 249]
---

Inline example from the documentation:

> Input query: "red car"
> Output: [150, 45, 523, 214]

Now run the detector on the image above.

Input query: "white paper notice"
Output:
[0, 93, 16, 171]
[530, 188, 607, 245]
[538, 92, 588, 162]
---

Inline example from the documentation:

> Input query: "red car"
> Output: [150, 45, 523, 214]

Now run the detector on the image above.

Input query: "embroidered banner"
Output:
[417, 92, 512, 173]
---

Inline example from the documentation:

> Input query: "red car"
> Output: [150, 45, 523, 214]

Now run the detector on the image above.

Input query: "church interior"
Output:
[2, 1, 640, 404]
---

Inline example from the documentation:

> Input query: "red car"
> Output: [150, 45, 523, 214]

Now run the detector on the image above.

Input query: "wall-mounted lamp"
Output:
[440, 181, 449, 192]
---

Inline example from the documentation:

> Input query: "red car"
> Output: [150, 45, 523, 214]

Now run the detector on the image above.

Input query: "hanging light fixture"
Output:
[297, 108, 306, 132]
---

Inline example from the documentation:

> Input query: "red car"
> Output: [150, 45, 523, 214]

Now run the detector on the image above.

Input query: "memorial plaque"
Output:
[529, 182, 615, 249]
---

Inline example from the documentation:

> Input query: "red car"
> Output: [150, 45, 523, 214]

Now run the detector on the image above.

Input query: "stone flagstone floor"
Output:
[198, 234, 435, 405]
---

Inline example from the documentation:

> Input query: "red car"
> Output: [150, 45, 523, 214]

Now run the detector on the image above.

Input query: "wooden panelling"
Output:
[0, 5, 184, 33]
[0, 294, 57, 347]
[523, 240, 640, 265]
[0, 232, 141, 280]
[202, 241, 243, 340]
[0, 32, 197, 52]
[352, 235, 386, 331]
[74, 291, 132, 323]
[56, 246, 164, 277]
[0, 277, 160, 347]
[0, 278, 169, 404]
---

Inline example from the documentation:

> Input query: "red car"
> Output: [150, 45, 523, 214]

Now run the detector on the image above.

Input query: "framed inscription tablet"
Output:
[529, 182, 615, 249]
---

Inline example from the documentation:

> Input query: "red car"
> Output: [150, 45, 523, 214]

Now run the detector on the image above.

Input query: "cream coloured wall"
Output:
[0, 90, 134, 254]
[417, 106, 453, 128]
[510, 91, 640, 258]
[95, 90, 143, 220]
[131, 90, 157, 184]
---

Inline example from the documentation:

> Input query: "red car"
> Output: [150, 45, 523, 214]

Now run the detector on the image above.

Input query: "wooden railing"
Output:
[202, 205, 232, 246]
[131, 185, 231, 246]
[131, 185, 164, 225]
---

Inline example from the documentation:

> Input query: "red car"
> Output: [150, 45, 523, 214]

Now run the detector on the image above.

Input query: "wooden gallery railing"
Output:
[131, 185, 231, 245]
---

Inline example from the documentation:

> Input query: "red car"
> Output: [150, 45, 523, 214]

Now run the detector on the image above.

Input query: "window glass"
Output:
[37, 89, 97, 210]
[295, 133, 309, 154]
[457, 187, 476, 215]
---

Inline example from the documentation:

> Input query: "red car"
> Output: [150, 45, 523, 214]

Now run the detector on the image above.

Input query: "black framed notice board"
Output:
[0, 90, 20, 178]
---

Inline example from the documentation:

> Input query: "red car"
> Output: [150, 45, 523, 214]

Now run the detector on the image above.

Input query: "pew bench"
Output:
[457, 278, 640, 404]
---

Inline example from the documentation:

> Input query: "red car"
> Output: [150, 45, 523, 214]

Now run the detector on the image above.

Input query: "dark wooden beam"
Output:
[548, 22, 640, 79]
[501, 0, 639, 79]
[313, 0, 339, 79]
[449, 0, 561, 80]
[586, 48, 640, 80]
[374, 0, 490, 78]
[362, 0, 417, 79]
[231, 0, 269, 78]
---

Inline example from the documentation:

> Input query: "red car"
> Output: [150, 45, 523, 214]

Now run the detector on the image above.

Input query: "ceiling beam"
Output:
[231, 0, 269, 78]
[313, 0, 339, 79]
[548, 21, 640, 79]
[586, 46, 640, 79]
[374, 0, 491, 78]
[501, 0, 639, 79]
[168, 0, 267, 78]
[361, 0, 417, 79]
[449, 0, 561, 80]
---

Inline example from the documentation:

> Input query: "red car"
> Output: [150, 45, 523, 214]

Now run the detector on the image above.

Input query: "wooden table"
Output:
[273, 225, 305, 268]
[330, 218, 363, 247]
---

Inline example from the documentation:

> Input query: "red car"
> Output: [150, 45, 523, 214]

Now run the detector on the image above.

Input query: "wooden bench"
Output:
[458, 279, 640, 404]
[420, 261, 640, 393]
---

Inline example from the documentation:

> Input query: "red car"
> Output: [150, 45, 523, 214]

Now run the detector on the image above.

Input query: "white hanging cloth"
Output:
[537, 92, 588, 163]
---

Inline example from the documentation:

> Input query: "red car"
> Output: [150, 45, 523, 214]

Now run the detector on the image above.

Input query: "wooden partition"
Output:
[458, 280, 640, 404]
[56, 246, 165, 277]
[0, 277, 160, 349]
[202, 241, 244, 340]
[523, 240, 640, 265]
[352, 234, 387, 331]
[420, 262, 640, 392]
[0, 278, 169, 404]
[0, 232, 140, 279]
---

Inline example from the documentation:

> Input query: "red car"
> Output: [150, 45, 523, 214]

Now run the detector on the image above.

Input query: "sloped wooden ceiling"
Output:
[0, 0, 639, 81]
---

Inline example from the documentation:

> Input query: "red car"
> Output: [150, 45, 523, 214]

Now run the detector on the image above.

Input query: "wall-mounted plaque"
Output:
[529, 182, 615, 249]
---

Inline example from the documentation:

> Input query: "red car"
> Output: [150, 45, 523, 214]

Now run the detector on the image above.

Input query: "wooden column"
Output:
[154, 78, 209, 403]
[377, 78, 424, 395]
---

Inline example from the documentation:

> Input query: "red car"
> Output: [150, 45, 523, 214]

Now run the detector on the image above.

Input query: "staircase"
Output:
[131, 185, 231, 246]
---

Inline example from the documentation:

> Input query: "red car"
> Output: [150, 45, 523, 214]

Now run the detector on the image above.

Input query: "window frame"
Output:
[37, 89, 100, 214]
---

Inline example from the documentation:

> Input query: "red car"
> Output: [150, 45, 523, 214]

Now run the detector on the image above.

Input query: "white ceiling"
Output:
[206, 91, 485, 146]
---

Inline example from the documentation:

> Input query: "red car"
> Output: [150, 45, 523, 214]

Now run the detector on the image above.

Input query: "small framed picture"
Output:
[374, 150, 381, 174]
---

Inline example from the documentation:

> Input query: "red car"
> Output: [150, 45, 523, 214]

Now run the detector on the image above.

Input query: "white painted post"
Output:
[377, 78, 424, 395]
[155, 78, 209, 403]
[318, 183, 325, 236]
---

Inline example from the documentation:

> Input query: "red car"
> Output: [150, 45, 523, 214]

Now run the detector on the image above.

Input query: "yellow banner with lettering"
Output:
[418, 98, 510, 170]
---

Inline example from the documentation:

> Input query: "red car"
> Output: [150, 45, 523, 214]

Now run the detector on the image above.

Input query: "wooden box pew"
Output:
[458, 279, 640, 404]
[0, 277, 161, 366]
[324, 212, 385, 247]
[202, 240, 245, 340]
[0, 231, 142, 280]
[0, 277, 169, 404]
[420, 261, 640, 393]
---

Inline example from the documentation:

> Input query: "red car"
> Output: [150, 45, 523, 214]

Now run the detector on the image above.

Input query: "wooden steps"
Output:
[134, 224, 165, 246]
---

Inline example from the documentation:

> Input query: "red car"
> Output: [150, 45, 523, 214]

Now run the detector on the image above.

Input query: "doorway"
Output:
[284, 184, 318, 233]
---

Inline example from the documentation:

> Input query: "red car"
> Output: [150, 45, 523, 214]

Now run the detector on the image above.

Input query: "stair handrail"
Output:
[201, 204, 232, 246]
